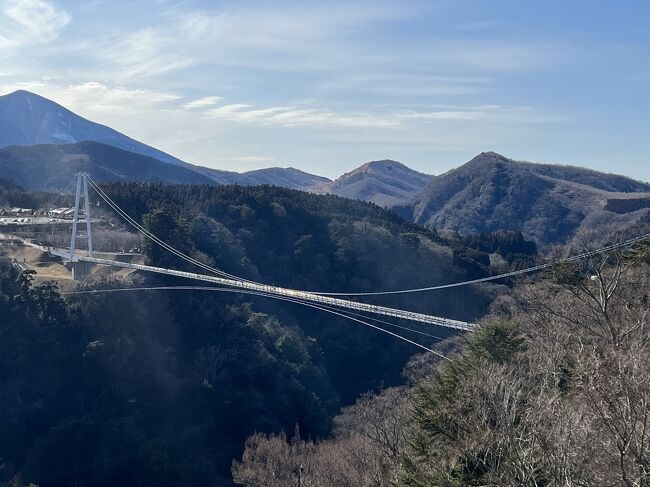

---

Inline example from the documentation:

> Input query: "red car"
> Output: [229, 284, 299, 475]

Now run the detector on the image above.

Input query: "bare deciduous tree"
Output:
[233, 244, 650, 487]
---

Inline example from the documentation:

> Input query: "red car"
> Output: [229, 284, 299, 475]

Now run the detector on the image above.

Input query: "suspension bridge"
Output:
[42, 173, 650, 353]
[51, 173, 475, 332]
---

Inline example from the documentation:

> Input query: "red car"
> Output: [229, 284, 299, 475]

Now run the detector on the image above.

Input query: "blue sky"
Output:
[0, 0, 648, 180]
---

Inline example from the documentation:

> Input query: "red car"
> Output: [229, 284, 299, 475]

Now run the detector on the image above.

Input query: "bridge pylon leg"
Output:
[68, 173, 95, 279]
[69, 173, 82, 262]
[83, 175, 93, 257]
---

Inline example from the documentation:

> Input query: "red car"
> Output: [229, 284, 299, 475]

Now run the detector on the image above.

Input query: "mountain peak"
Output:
[358, 159, 409, 172]
[3, 89, 53, 105]
[5, 89, 34, 97]
[408, 152, 650, 246]
[323, 159, 432, 207]
[466, 151, 510, 165]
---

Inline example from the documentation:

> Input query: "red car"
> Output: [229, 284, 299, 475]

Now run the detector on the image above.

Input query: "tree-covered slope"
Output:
[99, 182, 516, 301]
[1, 183, 517, 486]
[398, 152, 650, 246]
[232, 243, 650, 487]
[0, 141, 215, 191]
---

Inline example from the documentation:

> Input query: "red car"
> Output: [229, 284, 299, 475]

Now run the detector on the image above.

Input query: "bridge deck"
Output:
[51, 249, 473, 331]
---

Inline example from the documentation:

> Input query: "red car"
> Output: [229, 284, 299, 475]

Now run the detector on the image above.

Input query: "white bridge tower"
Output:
[69, 172, 94, 262]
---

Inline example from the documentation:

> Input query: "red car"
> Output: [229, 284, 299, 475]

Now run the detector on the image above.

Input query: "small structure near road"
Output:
[48, 207, 80, 219]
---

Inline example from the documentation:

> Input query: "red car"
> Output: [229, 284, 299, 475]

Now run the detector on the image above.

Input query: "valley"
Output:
[0, 82, 648, 487]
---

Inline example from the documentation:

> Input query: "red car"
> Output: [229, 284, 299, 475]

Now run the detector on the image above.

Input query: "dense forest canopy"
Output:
[1, 182, 538, 486]
[1, 264, 339, 485]
[1, 180, 647, 486]
[99, 182, 537, 290]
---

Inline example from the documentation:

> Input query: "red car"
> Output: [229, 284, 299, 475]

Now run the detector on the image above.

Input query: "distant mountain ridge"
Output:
[2, 90, 649, 246]
[0, 90, 330, 191]
[0, 142, 334, 193]
[397, 151, 650, 246]
[319, 159, 432, 207]
[0, 142, 214, 191]
[239, 167, 330, 191]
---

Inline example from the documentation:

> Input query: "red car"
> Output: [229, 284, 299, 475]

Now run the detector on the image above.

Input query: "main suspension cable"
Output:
[312, 232, 650, 296]
[85, 174, 650, 298]
[85, 174, 255, 283]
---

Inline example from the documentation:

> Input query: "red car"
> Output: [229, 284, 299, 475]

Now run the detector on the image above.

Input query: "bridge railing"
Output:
[60, 253, 474, 331]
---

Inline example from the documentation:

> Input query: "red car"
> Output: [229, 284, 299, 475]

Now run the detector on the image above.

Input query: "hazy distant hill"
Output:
[319, 159, 432, 207]
[239, 167, 330, 190]
[182, 164, 331, 189]
[0, 141, 214, 191]
[0, 141, 335, 193]
[396, 152, 650, 245]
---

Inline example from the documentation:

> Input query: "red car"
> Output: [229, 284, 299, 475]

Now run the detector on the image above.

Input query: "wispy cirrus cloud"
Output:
[317, 73, 494, 97]
[3, 1, 612, 177]
[183, 96, 224, 109]
[0, 80, 181, 116]
[0, 77, 566, 176]
[0, 0, 70, 51]
[57, 81, 181, 111]
[195, 97, 561, 129]
[86, 2, 565, 84]
[3, 78, 561, 134]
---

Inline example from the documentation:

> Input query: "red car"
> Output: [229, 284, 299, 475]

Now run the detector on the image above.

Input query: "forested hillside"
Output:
[0, 183, 523, 486]
[398, 152, 650, 246]
[233, 243, 650, 486]
[0, 142, 214, 191]
[98, 182, 530, 299]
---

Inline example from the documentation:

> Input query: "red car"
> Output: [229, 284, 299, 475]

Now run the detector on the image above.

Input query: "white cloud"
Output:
[198, 98, 556, 129]
[400, 110, 486, 121]
[318, 73, 493, 97]
[1, 1, 639, 178]
[0, 0, 70, 50]
[205, 103, 400, 128]
[183, 96, 224, 109]
[3, 82, 499, 136]
[60, 81, 181, 111]
[0, 77, 566, 177]
[99, 27, 197, 80]
[88, 3, 556, 82]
